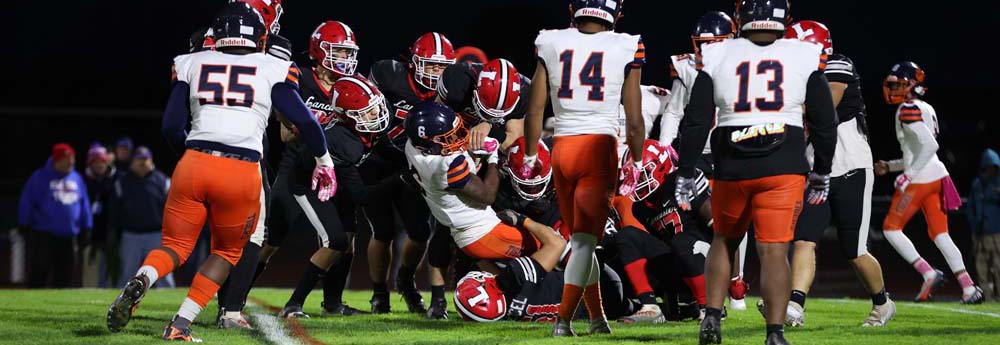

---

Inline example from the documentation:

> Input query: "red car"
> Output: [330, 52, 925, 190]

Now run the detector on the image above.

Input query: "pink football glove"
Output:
[312, 154, 338, 202]
[894, 173, 911, 192]
[520, 154, 538, 180]
[619, 160, 642, 196]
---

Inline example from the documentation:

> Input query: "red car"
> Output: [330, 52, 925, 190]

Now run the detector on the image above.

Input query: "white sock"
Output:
[932, 233, 967, 273]
[136, 265, 160, 286]
[177, 297, 203, 323]
[737, 235, 748, 277]
[565, 233, 597, 287]
[883, 230, 922, 264]
[586, 253, 600, 286]
[225, 311, 243, 319]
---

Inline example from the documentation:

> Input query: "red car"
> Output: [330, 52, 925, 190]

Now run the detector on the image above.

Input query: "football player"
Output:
[521, 0, 647, 336]
[437, 58, 531, 152]
[106, 3, 336, 341]
[363, 32, 456, 314]
[659, 12, 751, 311]
[876, 61, 984, 304]
[277, 75, 399, 318]
[780, 20, 896, 327]
[673, 1, 838, 344]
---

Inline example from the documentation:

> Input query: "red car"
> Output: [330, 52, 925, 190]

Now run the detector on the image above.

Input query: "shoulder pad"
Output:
[897, 103, 923, 123]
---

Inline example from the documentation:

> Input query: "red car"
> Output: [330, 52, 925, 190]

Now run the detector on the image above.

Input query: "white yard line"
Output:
[247, 302, 301, 345]
[829, 298, 1000, 318]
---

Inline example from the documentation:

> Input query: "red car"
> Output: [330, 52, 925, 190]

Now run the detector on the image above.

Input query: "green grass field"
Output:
[1, 288, 997, 345]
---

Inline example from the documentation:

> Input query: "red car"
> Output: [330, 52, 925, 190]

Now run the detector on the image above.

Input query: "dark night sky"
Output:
[4, 0, 999, 195]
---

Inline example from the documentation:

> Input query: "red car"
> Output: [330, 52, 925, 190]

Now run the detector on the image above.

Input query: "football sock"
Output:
[883, 230, 921, 263]
[222, 242, 261, 311]
[790, 290, 807, 308]
[136, 265, 160, 287]
[912, 258, 937, 281]
[871, 288, 888, 306]
[956, 272, 977, 296]
[323, 253, 353, 305]
[705, 307, 722, 319]
[638, 292, 658, 306]
[251, 260, 268, 287]
[289, 262, 324, 306]
[583, 283, 604, 320]
[932, 233, 968, 274]
[373, 282, 389, 295]
[558, 284, 584, 320]
[431, 285, 446, 300]
[177, 273, 220, 327]
[623, 259, 654, 299]
[736, 235, 748, 277]
[766, 324, 784, 337]
[682, 275, 707, 305]
[139, 249, 176, 285]
[398, 265, 416, 287]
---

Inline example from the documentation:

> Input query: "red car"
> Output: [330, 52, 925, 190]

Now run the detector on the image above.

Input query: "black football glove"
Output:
[496, 209, 527, 229]
[806, 172, 831, 205]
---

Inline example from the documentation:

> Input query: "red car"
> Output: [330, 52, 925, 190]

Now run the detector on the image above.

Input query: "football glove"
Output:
[497, 209, 527, 229]
[312, 153, 338, 202]
[618, 159, 643, 196]
[675, 175, 697, 211]
[520, 154, 538, 179]
[894, 173, 912, 192]
[471, 137, 500, 165]
[806, 172, 831, 205]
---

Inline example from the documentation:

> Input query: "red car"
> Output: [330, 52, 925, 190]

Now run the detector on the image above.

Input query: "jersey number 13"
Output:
[734, 60, 784, 112]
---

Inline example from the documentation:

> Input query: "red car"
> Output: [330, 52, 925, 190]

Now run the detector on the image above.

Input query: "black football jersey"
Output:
[632, 169, 712, 239]
[825, 54, 868, 134]
[288, 124, 367, 197]
[438, 62, 532, 126]
[299, 67, 339, 126]
[368, 60, 438, 149]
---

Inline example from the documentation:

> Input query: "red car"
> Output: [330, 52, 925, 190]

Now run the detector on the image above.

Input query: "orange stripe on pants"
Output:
[712, 174, 805, 243]
[552, 135, 618, 239]
[161, 150, 262, 266]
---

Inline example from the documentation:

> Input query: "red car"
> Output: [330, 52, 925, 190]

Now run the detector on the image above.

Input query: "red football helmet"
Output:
[331, 76, 390, 133]
[473, 59, 522, 123]
[454, 271, 507, 322]
[234, 0, 283, 34]
[621, 139, 676, 202]
[785, 20, 833, 55]
[410, 32, 456, 90]
[504, 137, 552, 201]
[309, 21, 360, 77]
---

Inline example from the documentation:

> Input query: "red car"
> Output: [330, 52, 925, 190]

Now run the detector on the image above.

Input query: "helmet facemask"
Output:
[432, 117, 470, 155]
[628, 160, 662, 202]
[270, 4, 283, 34]
[320, 42, 359, 76]
[413, 55, 455, 90]
[472, 89, 517, 124]
[508, 166, 552, 201]
[344, 93, 389, 133]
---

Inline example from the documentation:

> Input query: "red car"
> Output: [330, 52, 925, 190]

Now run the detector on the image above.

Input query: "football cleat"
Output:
[785, 301, 804, 327]
[961, 287, 985, 304]
[426, 297, 449, 320]
[397, 278, 427, 314]
[729, 298, 747, 311]
[862, 298, 896, 327]
[589, 317, 612, 335]
[107, 274, 149, 332]
[620, 304, 666, 324]
[699, 305, 727, 321]
[162, 316, 202, 342]
[699, 313, 722, 344]
[278, 304, 309, 319]
[756, 299, 767, 319]
[915, 269, 945, 302]
[370, 292, 391, 314]
[552, 317, 577, 337]
[765, 331, 790, 345]
[321, 301, 368, 316]
[217, 310, 253, 329]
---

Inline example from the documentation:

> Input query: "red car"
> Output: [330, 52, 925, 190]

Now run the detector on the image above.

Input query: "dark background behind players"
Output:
[1, 0, 997, 296]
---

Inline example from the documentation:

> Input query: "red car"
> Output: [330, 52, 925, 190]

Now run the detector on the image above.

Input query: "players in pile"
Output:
[660, 10, 751, 311]
[674, 0, 838, 344]
[106, 2, 337, 341]
[363, 33, 455, 315]
[522, 0, 647, 337]
[877, 61, 984, 304]
[778, 20, 896, 327]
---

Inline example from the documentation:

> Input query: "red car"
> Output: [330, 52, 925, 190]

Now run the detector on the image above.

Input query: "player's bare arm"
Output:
[522, 61, 549, 157]
[502, 118, 525, 152]
[456, 162, 500, 205]
[829, 81, 848, 107]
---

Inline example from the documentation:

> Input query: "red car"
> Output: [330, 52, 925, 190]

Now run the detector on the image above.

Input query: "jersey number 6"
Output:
[197, 64, 257, 108]
[556, 50, 605, 101]
[734, 60, 784, 112]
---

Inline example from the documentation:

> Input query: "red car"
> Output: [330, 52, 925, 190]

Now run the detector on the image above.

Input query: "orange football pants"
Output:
[161, 150, 262, 266]
[712, 174, 805, 243]
[461, 222, 540, 260]
[612, 195, 647, 232]
[883, 180, 949, 238]
[552, 135, 618, 240]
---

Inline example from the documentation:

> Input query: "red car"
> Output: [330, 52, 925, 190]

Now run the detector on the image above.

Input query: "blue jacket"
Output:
[110, 169, 170, 234]
[18, 159, 93, 237]
[968, 149, 1000, 236]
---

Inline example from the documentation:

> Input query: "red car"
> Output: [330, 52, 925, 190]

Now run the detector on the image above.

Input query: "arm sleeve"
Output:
[804, 71, 839, 175]
[676, 71, 715, 178]
[445, 156, 473, 191]
[902, 122, 940, 177]
[161, 82, 190, 155]
[659, 79, 687, 145]
[17, 173, 36, 227]
[272, 83, 329, 158]
[624, 38, 646, 75]
[887, 159, 905, 172]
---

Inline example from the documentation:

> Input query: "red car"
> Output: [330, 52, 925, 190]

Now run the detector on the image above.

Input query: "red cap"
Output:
[52, 143, 76, 161]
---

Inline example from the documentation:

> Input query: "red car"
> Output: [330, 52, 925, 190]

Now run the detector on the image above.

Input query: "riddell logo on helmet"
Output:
[577, 8, 613, 22]
[748, 22, 783, 30]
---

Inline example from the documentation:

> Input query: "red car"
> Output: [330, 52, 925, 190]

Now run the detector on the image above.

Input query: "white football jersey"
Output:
[535, 28, 644, 137]
[615, 85, 670, 157]
[173, 50, 299, 155]
[805, 117, 874, 177]
[699, 38, 825, 128]
[404, 141, 500, 248]
[894, 99, 948, 183]
[661, 53, 713, 154]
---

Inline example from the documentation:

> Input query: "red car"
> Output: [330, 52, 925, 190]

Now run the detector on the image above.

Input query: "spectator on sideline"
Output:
[83, 143, 116, 287]
[18, 143, 92, 288]
[110, 146, 174, 288]
[968, 148, 1000, 300]
[113, 137, 133, 173]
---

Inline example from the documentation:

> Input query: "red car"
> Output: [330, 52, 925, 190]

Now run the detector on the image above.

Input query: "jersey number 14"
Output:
[556, 50, 605, 101]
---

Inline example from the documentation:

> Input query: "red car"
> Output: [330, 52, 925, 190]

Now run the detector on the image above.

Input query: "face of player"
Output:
[53, 156, 75, 174]
[423, 62, 449, 78]
[328, 47, 352, 60]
